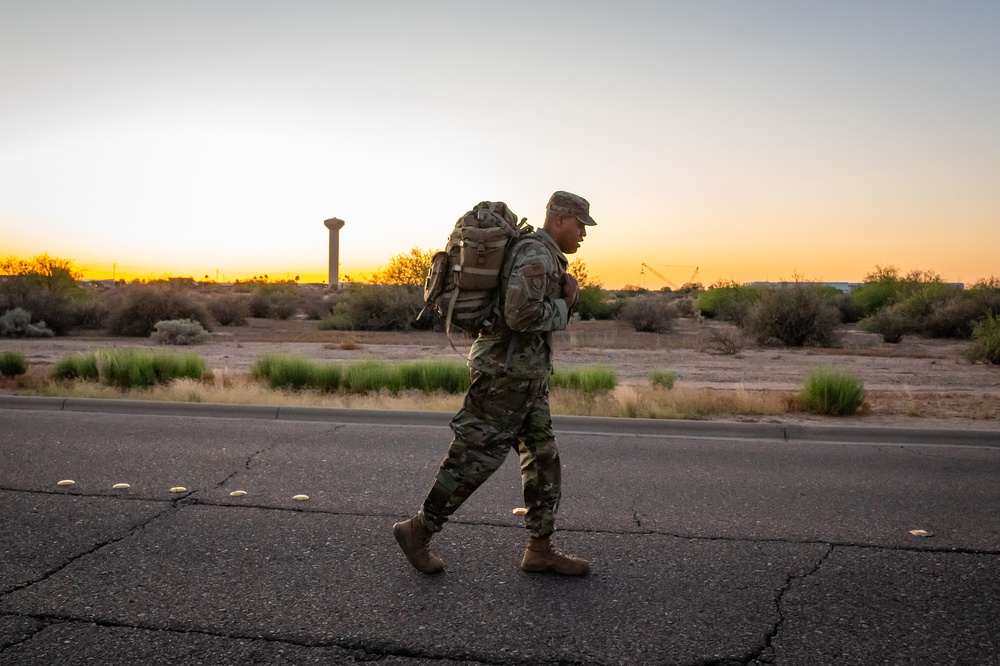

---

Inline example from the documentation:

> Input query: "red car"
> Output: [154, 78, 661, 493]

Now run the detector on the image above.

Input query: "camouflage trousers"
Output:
[418, 370, 561, 538]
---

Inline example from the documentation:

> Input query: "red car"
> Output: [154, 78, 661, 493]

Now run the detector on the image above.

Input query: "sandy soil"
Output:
[3, 317, 999, 431]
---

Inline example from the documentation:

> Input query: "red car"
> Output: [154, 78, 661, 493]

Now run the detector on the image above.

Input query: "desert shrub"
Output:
[852, 267, 902, 316]
[270, 292, 302, 320]
[368, 247, 435, 287]
[799, 366, 866, 416]
[858, 304, 911, 343]
[859, 279, 980, 340]
[967, 277, 1000, 318]
[0, 350, 28, 377]
[318, 304, 354, 331]
[0, 256, 86, 335]
[0, 277, 75, 335]
[670, 293, 697, 318]
[696, 282, 760, 325]
[324, 284, 423, 331]
[892, 281, 959, 323]
[66, 296, 107, 330]
[714, 297, 754, 326]
[207, 294, 250, 326]
[233, 279, 301, 319]
[744, 283, 841, 347]
[921, 295, 984, 339]
[617, 294, 678, 333]
[151, 319, 212, 345]
[966, 315, 1000, 365]
[853, 266, 964, 330]
[703, 325, 745, 354]
[299, 290, 337, 320]
[833, 291, 864, 324]
[53, 348, 207, 388]
[550, 365, 617, 393]
[248, 292, 274, 318]
[0, 308, 55, 338]
[104, 284, 213, 337]
[576, 287, 620, 320]
[649, 368, 677, 389]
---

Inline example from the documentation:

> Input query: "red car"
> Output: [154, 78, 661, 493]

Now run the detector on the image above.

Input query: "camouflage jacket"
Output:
[468, 228, 571, 378]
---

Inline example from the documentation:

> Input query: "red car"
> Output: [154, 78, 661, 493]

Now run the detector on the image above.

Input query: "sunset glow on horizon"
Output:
[3, 2, 998, 290]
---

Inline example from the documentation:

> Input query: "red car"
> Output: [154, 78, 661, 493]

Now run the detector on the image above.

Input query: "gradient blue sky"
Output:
[2, 1, 998, 288]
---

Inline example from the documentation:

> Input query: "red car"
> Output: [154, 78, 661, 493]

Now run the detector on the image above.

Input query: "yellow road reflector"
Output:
[57, 480, 75, 486]
[512, 507, 527, 515]
[293, 494, 309, 501]
[112, 483, 131, 490]
[169, 486, 187, 493]
[229, 490, 248, 497]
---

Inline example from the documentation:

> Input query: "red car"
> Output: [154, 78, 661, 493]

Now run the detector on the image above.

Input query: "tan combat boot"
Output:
[392, 516, 445, 574]
[520, 536, 590, 576]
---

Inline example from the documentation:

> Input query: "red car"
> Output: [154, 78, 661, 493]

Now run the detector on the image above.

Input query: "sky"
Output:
[2, 1, 998, 289]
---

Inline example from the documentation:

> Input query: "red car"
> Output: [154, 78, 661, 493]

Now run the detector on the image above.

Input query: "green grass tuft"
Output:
[649, 368, 677, 389]
[250, 355, 470, 395]
[799, 366, 866, 416]
[967, 315, 1000, 364]
[550, 365, 618, 393]
[53, 349, 207, 389]
[0, 350, 29, 378]
[396, 360, 471, 394]
[251, 354, 315, 390]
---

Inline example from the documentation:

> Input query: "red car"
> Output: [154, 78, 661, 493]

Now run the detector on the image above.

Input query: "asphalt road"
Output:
[1, 397, 998, 665]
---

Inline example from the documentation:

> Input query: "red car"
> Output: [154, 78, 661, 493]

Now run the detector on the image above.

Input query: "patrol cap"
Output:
[546, 191, 597, 226]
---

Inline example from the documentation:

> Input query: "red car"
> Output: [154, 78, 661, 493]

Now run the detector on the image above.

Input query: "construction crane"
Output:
[640, 263, 699, 290]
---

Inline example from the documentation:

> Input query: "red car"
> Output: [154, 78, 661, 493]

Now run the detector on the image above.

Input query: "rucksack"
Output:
[419, 201, 534, 344]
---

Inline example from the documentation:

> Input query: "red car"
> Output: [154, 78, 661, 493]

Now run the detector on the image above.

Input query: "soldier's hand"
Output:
[562, 274, 579, 309]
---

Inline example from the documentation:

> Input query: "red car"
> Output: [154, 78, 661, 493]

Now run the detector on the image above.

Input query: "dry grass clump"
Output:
[19, 364, 789, 419]
[324, 338, 362, 351]
[32, 373, 466, 412]
[551, 385, 789, 419]
[10, 371, 999, 422]
[864, 389, 1000, 421]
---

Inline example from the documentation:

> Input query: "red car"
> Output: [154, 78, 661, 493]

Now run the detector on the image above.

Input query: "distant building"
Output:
[748, 281, 964, 292]
[749, 281, 862, 293]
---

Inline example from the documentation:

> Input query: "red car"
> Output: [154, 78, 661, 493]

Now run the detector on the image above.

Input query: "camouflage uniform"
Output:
[418, 227, 573, 538]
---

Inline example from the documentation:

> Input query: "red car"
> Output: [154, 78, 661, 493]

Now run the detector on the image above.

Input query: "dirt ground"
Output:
[3, 317, 999, 431]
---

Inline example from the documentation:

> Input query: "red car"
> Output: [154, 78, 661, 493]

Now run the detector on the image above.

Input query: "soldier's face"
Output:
[555, 216, 587, 254]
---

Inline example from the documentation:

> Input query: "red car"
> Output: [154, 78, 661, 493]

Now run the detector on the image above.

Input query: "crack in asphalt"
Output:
[213, 445, 273, 488]
[741, 543, 835, 665]
[4, 485, 999, 556]
[0, 613, 585, 665]
[0, 500, 180, 598]
[0, 485, 178, 502]
[3, 484, 999, 665]
[212, 425, 344, 489]
[0, 614, 47, 659]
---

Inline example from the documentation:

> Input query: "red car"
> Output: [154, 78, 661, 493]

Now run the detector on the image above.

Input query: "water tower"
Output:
[323, 217, 346, 286]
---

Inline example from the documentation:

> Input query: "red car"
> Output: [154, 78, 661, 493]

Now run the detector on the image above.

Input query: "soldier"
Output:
[393, 191, 596, 575]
